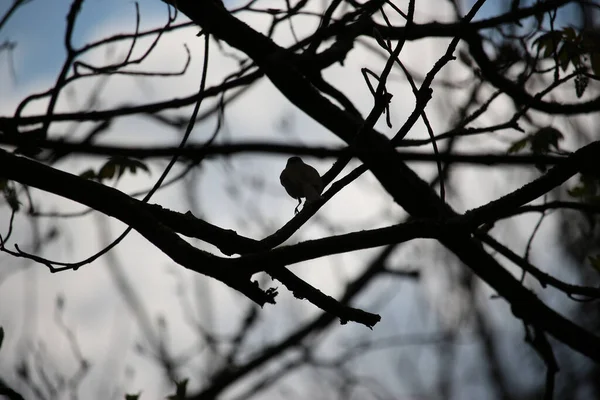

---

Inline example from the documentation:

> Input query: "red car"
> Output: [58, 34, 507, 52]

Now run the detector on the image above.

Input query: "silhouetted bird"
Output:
[280, 156, 323, 213]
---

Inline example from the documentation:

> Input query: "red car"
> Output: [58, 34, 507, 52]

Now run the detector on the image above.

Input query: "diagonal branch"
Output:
[165, 0, 600, 362]
[0, 149, 273, 306]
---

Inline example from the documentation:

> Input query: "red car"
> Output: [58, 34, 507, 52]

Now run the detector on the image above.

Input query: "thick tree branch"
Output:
[165, 0, 600, 362]
[0, 150, 390, 326]
[0, 149, 274, 306]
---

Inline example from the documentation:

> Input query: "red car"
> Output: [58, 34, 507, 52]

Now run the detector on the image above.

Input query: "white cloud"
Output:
[2, 1, 580, 398]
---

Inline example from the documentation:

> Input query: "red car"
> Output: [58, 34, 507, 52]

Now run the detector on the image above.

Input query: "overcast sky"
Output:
[0, 1, 587, 399]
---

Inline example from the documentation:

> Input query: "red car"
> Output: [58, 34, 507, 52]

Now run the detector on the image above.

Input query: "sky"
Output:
[0, 1, 591, 399]
[1, 0, 169, 80]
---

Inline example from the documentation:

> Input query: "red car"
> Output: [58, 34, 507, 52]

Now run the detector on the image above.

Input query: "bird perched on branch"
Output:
[280, 156, 323, 213]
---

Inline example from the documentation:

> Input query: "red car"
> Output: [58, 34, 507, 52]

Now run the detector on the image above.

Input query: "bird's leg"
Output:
[294, 198, 302, 214]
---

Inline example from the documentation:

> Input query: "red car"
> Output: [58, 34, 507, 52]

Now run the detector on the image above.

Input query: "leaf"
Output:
[562, 26, 578, 41]
[588, 255, 600, 274]
[98, 160, 117, 181]
[96, 157, 150, 183]
[167, 379, 189, 400]
[79, 169, 97, 180]
[121, 158, 150, 176]
[533, 32, 551, 50]
[507, 137, 529, 154]
[125, 393, 141, 400]
[568, 174, 599, 199]
[529, 126, 564, 153]
[534, 31, 561, 58]
[557, 43, 572, 71]
[3, 186, 20, 212]
[575, 73, 589, 98]
[567, 185, 587, 198]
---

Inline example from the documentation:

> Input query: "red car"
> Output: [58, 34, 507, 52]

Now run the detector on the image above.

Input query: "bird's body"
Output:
[280, 157, 323, 213]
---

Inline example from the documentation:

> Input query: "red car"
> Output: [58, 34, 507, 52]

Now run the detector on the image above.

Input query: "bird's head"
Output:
[287, 156, 303, 166]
